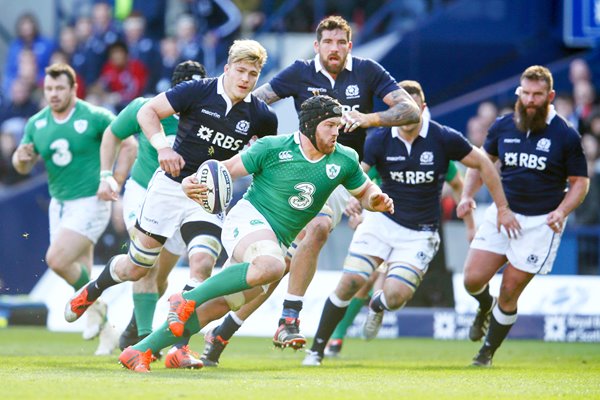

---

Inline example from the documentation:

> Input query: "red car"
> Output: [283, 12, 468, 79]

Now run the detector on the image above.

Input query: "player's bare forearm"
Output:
[374, 88, 420, 127]
[113, 136, 138, 184]
[100, 128, 122, 171]
[222, 154, 249, 179]
[555, 176, 590, 217]
[253, 83, 281, 105]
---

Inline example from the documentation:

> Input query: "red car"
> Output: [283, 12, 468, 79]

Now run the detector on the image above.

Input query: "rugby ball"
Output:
[196, 159, 233, 214]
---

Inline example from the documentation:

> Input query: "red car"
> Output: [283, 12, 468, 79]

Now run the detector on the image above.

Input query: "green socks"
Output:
[182, 262, 252, 305]
[72, 266, 90, 291]
[133, 293, 159, 336]
[133, 317, 201, 354]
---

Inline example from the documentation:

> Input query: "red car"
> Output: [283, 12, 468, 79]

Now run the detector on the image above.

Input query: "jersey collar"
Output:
[217, 74, 251, 114]
[314, 54, 353, 87]
[294, 131, 325, 163]
[546, 104, 557, 124]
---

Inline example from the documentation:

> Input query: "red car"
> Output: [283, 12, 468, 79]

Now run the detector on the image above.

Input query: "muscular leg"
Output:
[474, 263, 534, 366]
[280, 216, 332, 321]
[66, 226, 164, 323]
[330, 270, 379, 342]
[45, 228, 94, 289]
[463, 249, 507, 342]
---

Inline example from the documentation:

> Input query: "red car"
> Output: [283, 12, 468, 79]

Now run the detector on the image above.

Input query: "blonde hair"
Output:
[227, 40, 268, 69]
[521, 65, 553, 91]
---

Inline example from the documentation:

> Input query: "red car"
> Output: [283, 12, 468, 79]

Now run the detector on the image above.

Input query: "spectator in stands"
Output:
[72, 16, 108, 86]
[573, 80, 596, 131]
[148, 37, 182, 94]
[93, 41, 149, 111]
[3, 13, 56, 96]
[0, 79, 39, 127]
[569, 58, 592, 87]
[476, 101, 498, 129]
[554, 93, 579, 130]
[174, 14, 204, 65]
[587, 108, 600, 140]
[13, 49, 43, 104]
[574, 135, 600, 274]
[466, 115, 487, 148]
[122, 13, 160, 85]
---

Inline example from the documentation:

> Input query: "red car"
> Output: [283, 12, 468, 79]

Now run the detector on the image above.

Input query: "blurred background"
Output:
[0, 0, 598, 340]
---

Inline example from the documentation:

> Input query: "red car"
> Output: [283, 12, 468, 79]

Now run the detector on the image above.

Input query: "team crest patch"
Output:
[536, 138, 551, 152]
[326, 164, 341, 179]
[416, 251, 427, 262]
[34, 119, 47, 129]
[74, 120, 88, 134]
[236, 120, 250, 134]
[420, 151, 434, 165]
[345, 85, 360, 99]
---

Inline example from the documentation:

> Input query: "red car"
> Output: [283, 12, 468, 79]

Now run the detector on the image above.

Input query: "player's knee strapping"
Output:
[387, 263, 423, 293]
[243, 239, 285, 266]
[187, 234, 222, 259]
[224, 291, 246, 311]
[128, 230, 164, 268]
[343, 252, 380, 279]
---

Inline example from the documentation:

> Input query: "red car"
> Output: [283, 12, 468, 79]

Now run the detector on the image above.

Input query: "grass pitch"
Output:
[0, 327, 598, 400]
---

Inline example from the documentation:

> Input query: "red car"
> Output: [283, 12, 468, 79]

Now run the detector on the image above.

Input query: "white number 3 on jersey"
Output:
[288, 182, 315, 210]
[50, 138, 73, 166]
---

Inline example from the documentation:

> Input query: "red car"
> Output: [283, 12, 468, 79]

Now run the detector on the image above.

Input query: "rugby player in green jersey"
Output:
[118, 95, 394, 372]
[12, 63, 127, 354]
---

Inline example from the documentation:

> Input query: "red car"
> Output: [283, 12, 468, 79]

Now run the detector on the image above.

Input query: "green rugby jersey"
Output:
[110, 97, 179, 188]
[241, 133, 368, 247]
[22, 100, 115, 201]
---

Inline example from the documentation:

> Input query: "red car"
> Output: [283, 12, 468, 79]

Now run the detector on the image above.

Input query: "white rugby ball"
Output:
[196, 159, 233, 214]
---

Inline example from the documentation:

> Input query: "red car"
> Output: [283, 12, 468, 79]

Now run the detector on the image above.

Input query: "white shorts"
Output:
[221, 199, 287, 259]
[470, 203, 563, 274]
[349, 211, 440, 272]
[122, 178, 187, 256]
[49, 195, 111, 244]
[324, 185, 352, 228]
[138, 170, 224, 246]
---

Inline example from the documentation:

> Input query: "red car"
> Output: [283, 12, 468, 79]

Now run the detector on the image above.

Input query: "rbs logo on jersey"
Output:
[196, 125, 244, 151]
[504, 152, 547, 170]
[390, 170, 434, 184]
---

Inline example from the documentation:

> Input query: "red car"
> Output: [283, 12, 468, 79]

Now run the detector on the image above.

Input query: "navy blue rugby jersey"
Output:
[363, 116, 473, 231]
[165, 76, 278, 181]
[269, 55, 398, 160]
[484, 108, 587, 216]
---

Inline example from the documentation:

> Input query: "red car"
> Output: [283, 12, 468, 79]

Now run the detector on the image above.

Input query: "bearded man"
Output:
[457, 65, 589, 367]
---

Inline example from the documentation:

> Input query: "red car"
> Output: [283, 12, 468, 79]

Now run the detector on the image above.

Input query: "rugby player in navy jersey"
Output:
[458, 66, 589, 367]
[64, 41, 278, 362]
[302, 80, 520, 366]
[201, 15, 420, 364]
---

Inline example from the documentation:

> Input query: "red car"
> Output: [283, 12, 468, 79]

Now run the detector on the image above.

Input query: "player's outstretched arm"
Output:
[460, 147, 521, 238]
[341, 87, 420, 132]
[11, 143, 38, 175]
[546, 176, 589, 233]
[253, 83, 281, 105]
